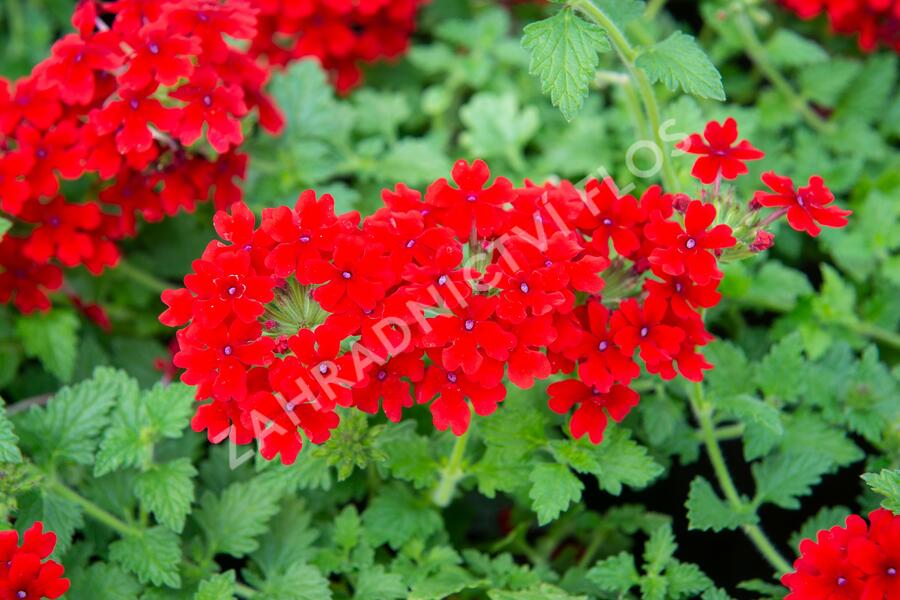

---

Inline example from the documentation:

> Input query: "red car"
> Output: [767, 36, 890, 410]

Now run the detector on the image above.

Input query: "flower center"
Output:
[16, 591, 26, 599]
[285, 400, 296, 411]
[227, 286, 237, 296]
[888, 567, 897, 576]
[598, 341, 608, 352]
[446, 372, 458, 384]
[674, 282, 683, 293]
[797, 194, 806, 208]
[223, 345, 233, 356]
[464, 319, 475, 331]
[129, 98, 140, 110]
[341, 271, 352, 280]
[243, 244, 252, 252]
[836, 576, 847, 587]
[685, 238, 697, 250]
[520, 282, 530, 294]
[711, 149, 728, 157]
[602, 218, 613, 226]
[437, 274, 447, 286]
[376, 370, 387, 381]
[639, 326, 649, 338]
[465, 193, 477, 203]
[299, 235, 310, 243]
[591, 387, 602, 396]
[544, 260, 552, 267]
[202, 95, 213, 108]
[148, 42, 160, 55]
[405, 239, 415, 248]
[48, 216, 61, 227]
[198, 12, 209, 22]
[318, 363, 329, 375]
[36, 148, 48, 159]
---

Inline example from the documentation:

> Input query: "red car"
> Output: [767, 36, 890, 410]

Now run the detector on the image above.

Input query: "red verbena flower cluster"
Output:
[0, 522, 69, 600]
[781, 0, 900, 52]
[249, 0, 428, 93]
[159, 119, 850, 464]
[783, 508, 900, 600]
[0, 0, 285, 313]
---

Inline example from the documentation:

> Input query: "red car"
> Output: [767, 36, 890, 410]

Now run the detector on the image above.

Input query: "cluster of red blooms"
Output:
[248, 0, 428, 93]
[0, 0, 285, 314]
[159, 119, 850, 463]
[781, 0, 900, 52]
[0, 522, 69, 600]
[783, 508, 900, 600]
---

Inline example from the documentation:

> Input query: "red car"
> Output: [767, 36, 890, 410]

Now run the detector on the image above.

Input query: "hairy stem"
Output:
[431, 428, 471, 507]
[572, 0, 680, 192]
[48, 480, 143, 538]
[688, 381, 793, 575]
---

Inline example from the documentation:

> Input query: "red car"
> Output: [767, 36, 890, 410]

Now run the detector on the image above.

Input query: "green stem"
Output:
[688, 382, 792, 575]
[644, 0, 668, 19]
[846, 320, 900, 351]
[572, 0, 680, 191]
[431, 428, 472, 507]
[116, 260, 173, 294]
[48, 480, 143, 538]
[730, 8, 833, 135]
[235, 582, 258, 598]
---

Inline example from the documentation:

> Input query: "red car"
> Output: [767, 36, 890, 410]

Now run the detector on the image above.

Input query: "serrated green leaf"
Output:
[666, 560, 712, 598]
[195, 476, 284, 557]
[754, 332, 807, 403]
[93, 379, 148, 477]
[354, 565, 408, 600]
[636, 32, 725, 101]
[522, 7, 610, 120]
[586, 552, 638, 593]
[16, 488, 83, 557]
[862, 469, 900, 512]
[644, 523, 676, 575]
[109, 527, 181, 588]
[529, 463, 583, 525]
[363, 484, 442, 550]
[640, 573, 667, 600]
[0, 407, 22, 463]
[780, 413, 863, 471]
[195, 571, 236, 600]
[254, 563, 332, 600]
[409, 568, 480, 600]
[460, 93, 540, 167]
[686, 477, 757, 532]
[378, 422, 440, 489]
[753, 452, 833, 510]
[14, 367, 131, 467]
[251, 498, 318, 577]
[717, 395, 783, 436]
[589, 428, 664, 495]
[144, 383, 195, 439]
[134, 458, 196, 533]
[15, 309, 80, 382]
[67, 563, 142, 600]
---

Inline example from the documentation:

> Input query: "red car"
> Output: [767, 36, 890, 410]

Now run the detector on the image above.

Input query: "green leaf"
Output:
[589, 428, 664, 495]
[666, 561, 712, 598]
[67, 563, 142, 600]
[586, 552, 638, 593]
[195, 476, 284, 557]
[686, 477, 757, 532]
[16, 488, 84, 557]
[636, 32, 725, 101]
[377, 422, 439, 489]
[251, 498, 318, 577]
[254, 563, 332, 600]
[14, 368, 131, 467]
[94, 379, 149, 476]
[594, 1, 646, 26]
[716, 395, 783, 437]
[779, 414, 863, 471]
[460, 93, 540, 167]
[15, 309, 80, 382]
[109, 527, 182, 588]
[644, 523, 676, 575]
[0, 406, 22, 463]
[144, 383, 195, 439]
[488, 584, 587, 600]
[529, 463, 583, 525]
[409, 568, 480, 600]
[863, 469, 900, 512]
[0, 217, 10, 239]
[836, 54, 898, 122]
[522, 7, 610, 120]
[754, 332, 807, 403]
[362, 484, 443, 550]
[354, 565, 408, 600]
[753, 452, 834, 510]
[134, 458, 197, 533]
[764, 31, 827, 68]
[194, 571, 236, 600]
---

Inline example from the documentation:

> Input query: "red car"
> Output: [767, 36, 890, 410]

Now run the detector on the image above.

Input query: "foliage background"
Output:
[0, 0, 898, 598]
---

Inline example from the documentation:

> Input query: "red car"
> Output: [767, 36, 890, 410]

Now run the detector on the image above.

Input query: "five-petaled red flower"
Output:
[677, 118, 764, 184]
[754, 172, 852, 237]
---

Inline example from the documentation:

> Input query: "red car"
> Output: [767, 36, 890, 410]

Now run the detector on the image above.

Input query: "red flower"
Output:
[16, 122, 84, 199]
[310, 235, 392, 314]
[93, 87, 180, 154]
[18, 197, 103, 267]
[182, 248, 275, 327]
[353, 352, 425, 422]
[547, 380, 639, 444]
[570, 300, 640, 392]
[417, 359, 506, 435]
[37, 33, 122, 105]
[241, 390, 340, 465]
[171, 68, 248, 153]
[783, 512, 871, 600]
[610, 297, 685, 365]
[676, 118, 764, 184]
[119, 22, 199, 90]
[0, 522, 69, 600]
[644, 273, 721, 320]
[754, 172, 852, 238]
[582, 178, 644, 256]
[425, 159, 512, 241]
[646, 200, 736, 285]
[0, 152, 34, 216]
[750, 230, 775, 253]
[0, 237, 63, 313]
